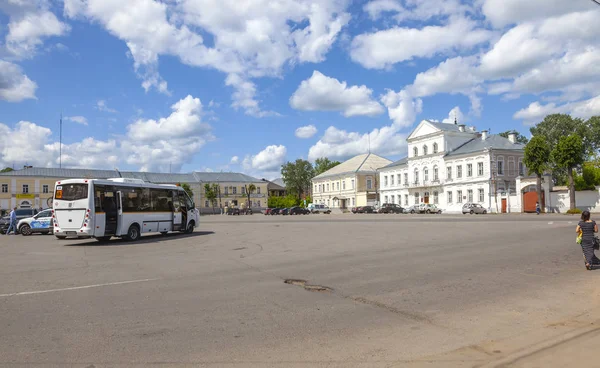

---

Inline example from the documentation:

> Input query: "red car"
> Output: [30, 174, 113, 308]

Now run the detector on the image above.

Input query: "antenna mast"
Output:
[59, 113, 62, 168]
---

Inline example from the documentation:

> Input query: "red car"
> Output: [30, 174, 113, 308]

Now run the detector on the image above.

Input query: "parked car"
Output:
[289, 206, 309, 215]
[226, 207, 241, 215]
[308, 203, 331, 214]
[264, 208, 273, 215]
[403, 205, 419, 214]
[270, 208, 282, 215]
[17, 209, 53, 236]
[355, 206, 376, 214]
[462, 203, 487, 214]
[419, 204, 442, 214]
[281, 208, 290, 215]
[378, 203, 403, 214]
[241, 208, 253, 215]
[0, 208, 39, 234]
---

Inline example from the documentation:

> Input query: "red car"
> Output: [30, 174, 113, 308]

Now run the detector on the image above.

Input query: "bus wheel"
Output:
[185, 222, 195, 234]
[126, 225, 140, 241]
[160, 231, 168, 236]
[96, 236, 111, 242]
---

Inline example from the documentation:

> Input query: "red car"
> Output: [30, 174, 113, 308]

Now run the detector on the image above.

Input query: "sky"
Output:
[1, 0, 599, 179]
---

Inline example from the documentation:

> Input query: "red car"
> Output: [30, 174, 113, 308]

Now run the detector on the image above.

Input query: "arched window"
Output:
[433, 165, 439, 181]
[433, 143, 438, 153]
[423, 145, 428, 155]
[423, 167, 429, 182]
[414, 168, 419, 184]
[413, 147, 418, 157]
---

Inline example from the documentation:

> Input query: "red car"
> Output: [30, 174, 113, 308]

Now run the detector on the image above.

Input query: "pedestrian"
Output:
[535, 201, 540, 215]
[5, 207, 18, 235]
[576, 210, 599, 270]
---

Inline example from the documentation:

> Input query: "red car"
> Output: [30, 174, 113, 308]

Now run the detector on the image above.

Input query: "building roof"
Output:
[382, 157, 408, 169]
[425, 120, 466, 132]
[446, 135, 525, 157]
[271, 178, 285, 188]
[0, 167, 262, 184]
[263, 178, 286, 191]
[313, 153, 392, 180]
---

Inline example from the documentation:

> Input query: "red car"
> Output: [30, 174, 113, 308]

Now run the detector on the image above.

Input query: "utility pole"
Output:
[59, 113, 62, 168]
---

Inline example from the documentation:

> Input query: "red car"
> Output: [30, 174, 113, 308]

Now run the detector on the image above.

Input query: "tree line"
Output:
[524, 114, 600, 213]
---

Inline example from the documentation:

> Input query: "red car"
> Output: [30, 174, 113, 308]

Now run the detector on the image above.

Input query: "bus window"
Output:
[56, 183, 88, 201]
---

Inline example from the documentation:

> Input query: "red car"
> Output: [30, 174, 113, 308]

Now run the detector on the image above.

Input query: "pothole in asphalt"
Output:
[284, 279, 332, 292]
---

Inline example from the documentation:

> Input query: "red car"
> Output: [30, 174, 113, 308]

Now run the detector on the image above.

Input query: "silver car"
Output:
[462, 203, 487, 214]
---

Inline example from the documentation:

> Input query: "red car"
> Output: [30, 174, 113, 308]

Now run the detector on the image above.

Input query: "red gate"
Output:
[523, 191, 544, 213]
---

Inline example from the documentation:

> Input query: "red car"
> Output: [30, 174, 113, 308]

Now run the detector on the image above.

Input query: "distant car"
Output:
[355, 206, 376, 214]
[241, 208, 253, 215]
[281, 208, 290, 215]
[308, 204, 331, 214]
[404, 205, 419, 214]
[17, 209, 53, 236]
[419, 204, 442, 214]
[289, 206, 309, 215]
[264, 208, 273, 215]
[0, 208, 39, 234]
[378, 203, 403, 214]
[227, 207, 241, 215]
[462, 203, 487, 214]
[270, 208, 282, 215]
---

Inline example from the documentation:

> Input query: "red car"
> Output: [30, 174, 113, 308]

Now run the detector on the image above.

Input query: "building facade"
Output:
[312, 153, 392, 209]
[379, 120, 525, 213]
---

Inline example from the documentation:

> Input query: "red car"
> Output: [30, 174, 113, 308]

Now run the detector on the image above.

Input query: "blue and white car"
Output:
[17, 209, 53, 236]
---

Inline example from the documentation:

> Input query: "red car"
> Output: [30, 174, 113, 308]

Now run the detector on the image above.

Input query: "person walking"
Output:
[5, 207, 18, 235]
[576, 210, 599, 270]
[535, 202, 540, 215]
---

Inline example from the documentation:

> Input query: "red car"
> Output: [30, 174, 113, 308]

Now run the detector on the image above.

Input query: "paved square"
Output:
[0, 214, 598, 367]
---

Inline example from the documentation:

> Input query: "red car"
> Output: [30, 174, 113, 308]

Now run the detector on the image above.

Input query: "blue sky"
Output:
[1, 0, 599, 179]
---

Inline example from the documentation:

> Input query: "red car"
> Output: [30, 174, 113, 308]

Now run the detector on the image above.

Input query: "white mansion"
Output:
[378, 120, 526, 213]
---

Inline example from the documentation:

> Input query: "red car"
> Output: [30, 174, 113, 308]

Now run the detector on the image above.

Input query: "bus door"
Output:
[102, 188, 119, 236]
[178, 191, 188, 228]
[172, 191, 183, 231]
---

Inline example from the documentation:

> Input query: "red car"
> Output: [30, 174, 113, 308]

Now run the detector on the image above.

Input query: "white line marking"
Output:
[0, 278, 159, 297]
[548, 222, 554, 225]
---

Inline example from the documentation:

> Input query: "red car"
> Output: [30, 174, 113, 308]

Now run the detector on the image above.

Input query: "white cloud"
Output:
[364, 0, 473, 23]
[0, 60, 37, 102]
[295, 125, 318, 139]
[230, 156, 239, 164]
[225, 74, 279, 117]
[410, 56, 481, 97]
[243, 145, 287, 172]
[514, 96, 600, 125]
[64, 116, 88, 125]
[380, 89, 423, 128]
[481, 0, 594, 28]
[364, 0, 403, 20]
[96, 100, 117, 113]
[350, 16, 492, 69]
[441, 106, 464, 125]
[290, 71, 384, 117]
[0, 95, 214, 172]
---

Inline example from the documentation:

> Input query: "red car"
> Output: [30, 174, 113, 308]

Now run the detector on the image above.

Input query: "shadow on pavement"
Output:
[62, 231, 215, 246]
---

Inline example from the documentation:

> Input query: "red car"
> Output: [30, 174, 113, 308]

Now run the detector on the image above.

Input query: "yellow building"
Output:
[196, 173, 268, 213]
[311, 153, 392, 210]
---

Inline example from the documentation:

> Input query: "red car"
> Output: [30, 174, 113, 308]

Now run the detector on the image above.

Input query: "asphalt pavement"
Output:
[0, 213, 598, 367]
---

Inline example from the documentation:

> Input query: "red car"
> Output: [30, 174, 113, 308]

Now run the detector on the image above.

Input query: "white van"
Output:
[307, 203, 331, 214]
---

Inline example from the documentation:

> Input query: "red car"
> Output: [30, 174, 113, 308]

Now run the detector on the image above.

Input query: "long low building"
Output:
[0, 168, 267, 214]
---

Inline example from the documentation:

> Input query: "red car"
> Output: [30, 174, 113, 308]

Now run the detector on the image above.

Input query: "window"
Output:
[233, 187, 237, 195]
[397, 174, 401, 185]
[258, 200, 261, 207]
[467, 164, 473, 177]
[447, 167, 452, 180]
[351, 179, 355, 189]
[366, 178, 373, 190]
[509, 160, 515, 177]
[447, 191, 453, 203]
[205, 200, 209, 208]
[1, 184, 7, 193]
[384, 195, 388, 203]
[413, 147, 418, 157]
[433, 191, 439, 204]
[352, 198, 355, 206]
[343, 181, 346, 190]
[315, 185, 318, 193]
[433, 143, 438, 153]
[404, 195, 409, 206]
[467, 189, 473, 202]
[257, 187, 261, 194]
[497, 157, 504, 175]
[242, 187, 246, 195]
[327, 183, 330, 192]
[397, 195, 401, 204]
[457, 190, 463, 203]
[224, 187, 229, 195]
[22, 184, 29, 194]
[423, 145, 428, 155]
[391, 195, 394, 204]
[404, 173, 408, 185]
[478, 162, 484, 176]
[414, 169, 419, 184]
[42, 184, 49, 193]
[519, 161, 524, 176]
[390, 175, 394, 186]
[384, 176, 388, 187]
[424, 167, 429, 182]
[433, 166, 439, 181]
[414, 192, 420, 204]
[336, 182, 339, 191]
[457, 165, 463, 178]
[479, 188, 485, 202]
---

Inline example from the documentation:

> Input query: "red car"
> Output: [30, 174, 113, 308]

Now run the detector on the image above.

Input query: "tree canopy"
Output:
[281, 159, 314, 200]
[0, 167, 13, 173]
[314, 157, 341, 176]
[551, 134, 584, 210]
[530, 114, 599, 157]
[178, 183, 194, 199]
[523, 135, 550, 211]
[498, 131, 529, 144]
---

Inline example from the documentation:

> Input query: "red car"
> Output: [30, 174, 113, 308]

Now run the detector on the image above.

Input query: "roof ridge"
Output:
[356, 153, 371, 173]
[445, 137, 476, 157]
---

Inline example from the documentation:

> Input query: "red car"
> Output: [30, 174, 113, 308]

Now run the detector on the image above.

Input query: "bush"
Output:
[567, 208, 583, 214]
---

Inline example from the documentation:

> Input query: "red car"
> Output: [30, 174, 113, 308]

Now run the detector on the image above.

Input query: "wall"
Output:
[548, 189, 600, 213]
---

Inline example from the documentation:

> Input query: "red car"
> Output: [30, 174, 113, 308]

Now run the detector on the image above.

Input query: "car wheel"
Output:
[185, 221, 195, 234]
[19, 224, 32, 236]
[426, 210, 431, 214]
[483, 210, 487, 214]
[470, 210, 474, 215]
[125, 224, 141, 241]
[410, 210, 415, 214]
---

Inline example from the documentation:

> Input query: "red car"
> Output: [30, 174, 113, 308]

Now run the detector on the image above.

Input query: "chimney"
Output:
[469, 126, 476, 132]
[508, 132, 517, 144]
[481, 130, 488, 140]
[458, 124, 466, 132]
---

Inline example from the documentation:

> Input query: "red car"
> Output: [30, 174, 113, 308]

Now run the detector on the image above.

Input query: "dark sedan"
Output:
[289, 206, 309, 215]
[355, 206, 376, 214]
[379, 203, 403, 214]
[281, 208, 290, 215]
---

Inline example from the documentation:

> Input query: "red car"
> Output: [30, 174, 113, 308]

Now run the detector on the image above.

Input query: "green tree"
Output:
[178, 183, 194, 199]
[281, 159, 314, 201]
[498, 130, 529, 144]
[204, 183, 217, 213]
[314, 157, 341, 177]
[0, 167, 13, 172]
[551, 134, 584, 210]
[244, 183, 257, 209]
[574, 163, 600, 191]
[524, 135, 550, 212]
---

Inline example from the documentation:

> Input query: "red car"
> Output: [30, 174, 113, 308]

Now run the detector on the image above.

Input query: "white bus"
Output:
[52, 178, 200, 241]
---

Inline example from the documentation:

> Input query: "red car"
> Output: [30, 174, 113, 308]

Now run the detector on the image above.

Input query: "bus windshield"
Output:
[55, 183, 89, 201]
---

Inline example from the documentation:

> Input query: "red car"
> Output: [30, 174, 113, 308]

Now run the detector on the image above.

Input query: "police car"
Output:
[17, 209, 53, 236]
